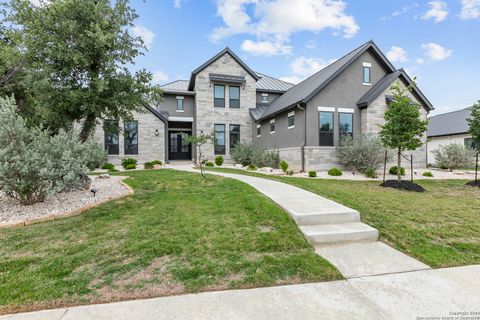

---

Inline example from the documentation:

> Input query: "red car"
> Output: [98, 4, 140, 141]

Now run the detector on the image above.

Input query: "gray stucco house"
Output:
[94, 40, 434, 171]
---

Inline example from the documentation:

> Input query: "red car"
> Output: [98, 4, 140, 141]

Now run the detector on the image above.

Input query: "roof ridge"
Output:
[160, 79, 189, 87]
[430, 107, 471, 118]
[255, 71, 294, 86]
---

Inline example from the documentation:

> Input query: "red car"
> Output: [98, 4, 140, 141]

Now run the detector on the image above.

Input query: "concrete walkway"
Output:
[3, 265, 480, 320]
[174, 165, 429, 278]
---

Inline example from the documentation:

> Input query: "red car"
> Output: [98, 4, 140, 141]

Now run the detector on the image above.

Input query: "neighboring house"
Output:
[94, 40, 434, 170]
[427, 107, 476, 164]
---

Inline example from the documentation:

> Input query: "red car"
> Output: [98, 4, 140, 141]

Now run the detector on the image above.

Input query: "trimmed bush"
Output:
[365, 168, 378, 179]
[101, 163, 115, 171]
[423, 171, 434, 177]
[151, 160, 163, 165]
[328, 168, 343, 176]
[231, 143, 255, 166]
[308, 171, 317, 177]
[205, 162, 214, 167]
[215, 156, 224, 166]
[231, 143, 279, 168]
[122, 158, 137, 169]
[280, 160, 289, 172]
[389, 166, 405, 176]
[433, 143, 475, 171]
[144, 162, 154, 169]
[247, 164, 257, 171]
[125, 163, 136, 170]
[337, 135, 387, 174]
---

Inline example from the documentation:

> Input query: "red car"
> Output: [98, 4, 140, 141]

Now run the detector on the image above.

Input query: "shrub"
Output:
[247, 164, 257, 171]
[205, 162, 214, 167]
[215, 156, 224, 166]
[389, 166, 405, 176]
[0, 97, 106, 205]
[328, 168, 343, 176]
[433, 143, 475, 171]
[337, 135, 387, 174]
[423, 171, 433, 177]
[280, 160, 289, 172]
[308, 171, 317, 177]
[144, 162, 154, 169]
[231, 143, 255, 166]
[287, 170, 294, 176]
[151, 160, 163, 165]
[365, 168, 378, 179]
[122, 158, 137, 169]
[231, 143, 279, 168]
[101, 163, 115, 171]
[125, 164, 136, 170]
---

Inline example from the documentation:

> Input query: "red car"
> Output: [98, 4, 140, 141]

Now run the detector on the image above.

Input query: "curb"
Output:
[0, 180, 134, 230]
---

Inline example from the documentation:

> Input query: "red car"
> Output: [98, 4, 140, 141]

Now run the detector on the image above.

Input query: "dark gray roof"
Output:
[143, 103, 168, 123]
[209, 73, 245, 84]
[356, 69, 434, 111]
[427, 108, 471, 137]
[257, 40, 395, 121]
[249, 105, 268, 121]
[188, 47, 259, 91]
[256, 72, 294, 93]
[160, 80, 195, 95]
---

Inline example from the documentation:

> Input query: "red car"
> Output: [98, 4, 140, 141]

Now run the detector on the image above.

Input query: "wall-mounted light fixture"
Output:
[155, 129, 159, 136]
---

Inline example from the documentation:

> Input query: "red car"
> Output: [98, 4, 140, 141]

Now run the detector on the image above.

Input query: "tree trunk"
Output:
[79, 113, 96, 142]
[397, 148, 402, 182]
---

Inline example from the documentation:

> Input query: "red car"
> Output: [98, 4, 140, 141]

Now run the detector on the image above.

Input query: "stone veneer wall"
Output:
[93, 110, 165, 166]
[275, 146, 342, 172]
[194, 53, 256, 162]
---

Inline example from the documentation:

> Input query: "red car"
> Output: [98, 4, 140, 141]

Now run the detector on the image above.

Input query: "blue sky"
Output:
[130, 0, 480, 115]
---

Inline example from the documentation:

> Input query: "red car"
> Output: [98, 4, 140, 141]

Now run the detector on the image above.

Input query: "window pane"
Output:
[124, 121, 138, 155]
[229, 86, 240, 99]
[363, 67, 371, 83]
[339, 113, 353, 139]
[257, 125, 261, 136]
[214, 85, 225, 98]
[104, 120, 119, 155]
[170, 133, 178, 153]
[214, 124, 225, 155]
[177, 99, 184, 110]
[465, 138, 479, 150]
[288, 115, 295, 127]
[229, 124, 240, 150]
[270, 122, 275, 132]
[319, 112, 334, 146]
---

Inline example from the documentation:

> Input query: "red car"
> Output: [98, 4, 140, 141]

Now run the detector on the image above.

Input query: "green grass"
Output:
[206, 167, 480, 268]
[0, 170, 340, 314]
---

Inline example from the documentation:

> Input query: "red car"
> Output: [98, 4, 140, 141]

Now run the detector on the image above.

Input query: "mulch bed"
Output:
[466, 180, 480, 188]
[380, 180, 426, 192]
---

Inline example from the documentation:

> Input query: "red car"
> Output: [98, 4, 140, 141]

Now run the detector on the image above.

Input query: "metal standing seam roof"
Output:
[427, 107, 472, 137]
[255, 72, 294, 93]
[249, 105, 268, 121]
[160, 80, 194, 95]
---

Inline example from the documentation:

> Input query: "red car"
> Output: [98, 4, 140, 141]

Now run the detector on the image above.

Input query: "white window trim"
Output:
[176, 109, 185, 113]
[362, 62, 372, 67]
[176, 96, 185, 112]
[362, 62, 371, 85]
[176, 96, 185, 99]
[362, 82, 372, 86]
[261, 93, 269, 103]
[288, 111, 295, 129]
[318, 106, 335, 112]
[168, 116, 194, 122]
[338, 108, 354, 114]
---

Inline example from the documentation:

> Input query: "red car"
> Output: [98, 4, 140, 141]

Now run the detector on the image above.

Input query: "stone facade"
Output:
[193, 52, 256, 161]
[93, 110, 165, 165]
[276, 147, 342, 171]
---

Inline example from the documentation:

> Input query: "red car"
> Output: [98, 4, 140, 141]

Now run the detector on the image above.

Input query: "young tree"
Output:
[183, 132, 216, 178]
[467, 101, 480, 151]
[379, 81, 428, 181]
[7, 0, 161, 141]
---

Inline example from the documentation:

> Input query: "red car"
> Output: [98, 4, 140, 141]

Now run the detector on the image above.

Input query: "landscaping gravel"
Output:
[0, 176, 130, 224]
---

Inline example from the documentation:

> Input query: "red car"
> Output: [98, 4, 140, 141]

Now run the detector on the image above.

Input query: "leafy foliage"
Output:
[101, 163, 115, 171]
[365, 168, 378, 179]
[328, 168, 343, 176]
[231, 143, 279, 168]
[205, 162, 214, 167]
[0, 96, 106, 205]
[280, 160, 289, 172]
[215, 156, 224, 166]
[337, 135, 387, 174]
[423, 171, 433, 177]
[121, 158, 137, 169]
[144, 162, 154, 169]
[183, 132, 216, 178]
[308, 171, 317, 178]
[247, 164, 257, 171]
[124, 163, 136, 170]
[389, 166, 405, 176]
[433, 143, 475, 171]
[467, 101, 480, 151]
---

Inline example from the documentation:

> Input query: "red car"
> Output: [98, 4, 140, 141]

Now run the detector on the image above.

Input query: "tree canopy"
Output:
[467, 101, 480, 151]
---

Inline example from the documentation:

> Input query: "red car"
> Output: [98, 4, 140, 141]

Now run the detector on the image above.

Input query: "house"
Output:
[427, 107, 476, 164]
[93, 40, 434, 171]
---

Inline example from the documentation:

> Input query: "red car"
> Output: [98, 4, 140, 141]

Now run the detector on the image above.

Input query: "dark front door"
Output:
[169, 131, 192, 160]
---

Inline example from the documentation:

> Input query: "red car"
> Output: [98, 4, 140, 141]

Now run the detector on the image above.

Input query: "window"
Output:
[261, 93, 269, 103]
[363, 62, 371, 84]
[214, 85, 225, 108]
[256, 124, 261, 137]
[104, 120, 119, 155]
[176, 97, 184, 112]
[124, 121, 138, 155]
[288, 111, 295, 129]
[214, 124, 225, 154]
[339, 113, 353, 140]
[319, 112, 334, 146]
[270, 119, 275, 133]
[229, 124, 240, 151]
[229, 86, 240, 108]
[465, 137, 479, 150]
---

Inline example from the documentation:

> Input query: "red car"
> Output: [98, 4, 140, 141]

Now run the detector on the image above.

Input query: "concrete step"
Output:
[292, 209, 360, 226]
[300, 222, 379, 245]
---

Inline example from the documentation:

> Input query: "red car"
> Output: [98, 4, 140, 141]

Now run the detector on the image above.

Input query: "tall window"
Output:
[270, 119, 275, 133]
[229, 124, 240, 151]
[176, 97, 184, 111]
[339, 113, 353, 140]
[124, 121, 138, 155]
[256, 124, 261, 137]
[104, 120, 119, 155]
[288, 111, 295, 128]
[214, 124, 225, 154]
[229, 86, 240, 108]
[214, 85, 225, 108]
[319, 112, 334, 146]
[363, 63, 371, 84]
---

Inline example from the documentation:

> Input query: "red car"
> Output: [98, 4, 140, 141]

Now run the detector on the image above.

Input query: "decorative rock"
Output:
[98, 174, 110, 179]
[153, 164, 162, 169]
[234, 164, 243, 168]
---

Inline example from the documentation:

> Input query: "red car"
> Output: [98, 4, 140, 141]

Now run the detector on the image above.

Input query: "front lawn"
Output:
[206, 168, 480, 268]
[0, 170, 340, 315]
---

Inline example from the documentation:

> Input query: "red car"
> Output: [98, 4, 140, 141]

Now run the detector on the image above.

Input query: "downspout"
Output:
[297, 103, 306, 172]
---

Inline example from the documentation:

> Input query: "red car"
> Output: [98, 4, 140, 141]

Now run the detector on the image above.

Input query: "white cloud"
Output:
[240, 39, 292, 56]
[279, 75, 304, 84]
[210, 0, 359, 56]
[386, 46, 408, 63]
[381, 3, 419, 20]
[421, 43, 452, 61]
[422, 1, 448, 23]
[132, 25, 155, 49]
[460, 0, 480, 19]
[152, 70, 169, 85]
[280, 56, 336, 84]
[306, 40, 317, 49]
[416, 58, 425, 64]
[173, 0, 184, 9]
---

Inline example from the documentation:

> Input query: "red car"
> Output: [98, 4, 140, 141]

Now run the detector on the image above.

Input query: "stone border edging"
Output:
[0, 180, 134, 230]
